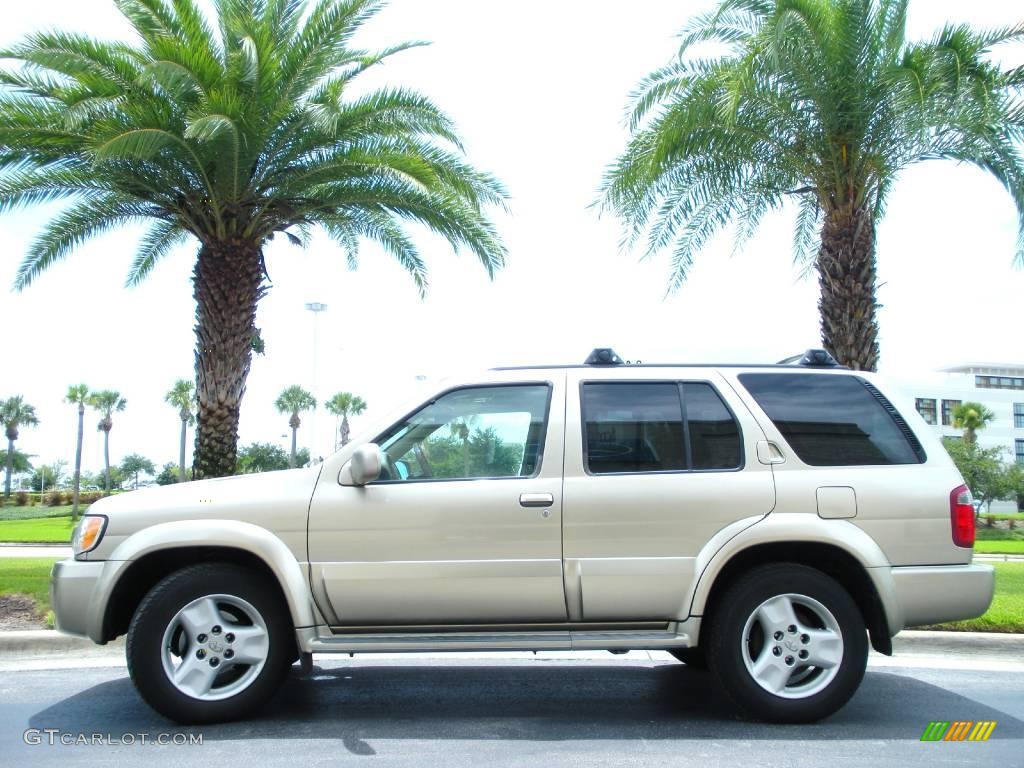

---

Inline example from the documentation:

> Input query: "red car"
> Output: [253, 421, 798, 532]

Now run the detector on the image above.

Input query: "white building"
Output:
[889, 363, 1024, 512]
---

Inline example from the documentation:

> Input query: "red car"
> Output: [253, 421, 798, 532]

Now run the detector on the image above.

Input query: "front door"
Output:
[307, 377, 567, 627]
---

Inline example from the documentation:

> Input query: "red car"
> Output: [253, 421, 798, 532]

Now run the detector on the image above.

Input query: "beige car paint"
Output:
[51, 362, 994, 657]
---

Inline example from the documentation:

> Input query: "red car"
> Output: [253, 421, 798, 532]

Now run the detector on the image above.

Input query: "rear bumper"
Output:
[890, 563, 994, 628]
[50, 559, 106, 642]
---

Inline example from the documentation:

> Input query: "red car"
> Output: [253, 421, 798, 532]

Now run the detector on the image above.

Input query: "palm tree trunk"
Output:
[4, 437, 13, 498]
[72, 403, 84, 521]
[290, 426, 298, 468]
[816, 204, 880, 371]
[341, 415, 350, 447]
[192, 243, 266, 479]
[103, 429, 111, 494]
[179, 416, 188, 482]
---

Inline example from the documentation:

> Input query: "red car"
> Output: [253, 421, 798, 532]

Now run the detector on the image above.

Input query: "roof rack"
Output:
[776, 349, 842, 368]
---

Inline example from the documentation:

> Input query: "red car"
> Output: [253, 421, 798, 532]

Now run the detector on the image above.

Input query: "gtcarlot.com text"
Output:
[24, 729, 203, 746]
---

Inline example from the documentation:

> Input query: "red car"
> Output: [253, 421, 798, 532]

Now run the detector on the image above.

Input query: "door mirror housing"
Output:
[339, 444, 383, 486]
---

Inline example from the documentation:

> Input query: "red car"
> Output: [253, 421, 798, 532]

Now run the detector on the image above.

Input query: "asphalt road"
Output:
[1, 652, 1021, 768]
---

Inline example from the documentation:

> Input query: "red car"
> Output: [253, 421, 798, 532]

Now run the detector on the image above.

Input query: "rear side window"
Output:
[739, 373, 925, 466]
[582, 382, 742, 474]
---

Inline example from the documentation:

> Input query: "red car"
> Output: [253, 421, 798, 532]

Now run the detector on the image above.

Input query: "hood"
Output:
[91, 466, 322, 537]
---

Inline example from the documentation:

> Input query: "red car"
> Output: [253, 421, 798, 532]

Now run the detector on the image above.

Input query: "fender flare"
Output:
[88, 519, 318, 642]
[685, 513, 901, 636]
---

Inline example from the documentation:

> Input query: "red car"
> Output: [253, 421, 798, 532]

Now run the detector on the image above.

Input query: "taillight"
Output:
[950, 484, 975, 548]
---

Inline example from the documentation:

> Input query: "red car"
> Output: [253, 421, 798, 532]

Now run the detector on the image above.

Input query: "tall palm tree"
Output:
[601, 0, 1024, 370]
[0, 0, 507, 479]
[325, 392, 367, 449]
[275, 386, 316, 468]
[89, 390, 126, 493]
[165, 379, 196, 483]
[952, 401, 996, 445]
[65, 383, 90, 520]
[1, 396, 39, 498]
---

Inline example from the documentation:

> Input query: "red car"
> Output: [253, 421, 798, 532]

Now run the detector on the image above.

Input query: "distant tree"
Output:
[65, 384, 90, 520]
[1006, 463, 1024, 512]
[30, 465, 58, 493]
[88, 390, 126, 493]
[50, 459, 68, 489]
[165, 379, 196, 484]
[275, 387, 316, 468]
[1, 396, 39, 498]
[325, 393, 368, 449]
[236, 443, 310, 474]
[943, 438, 1010, 513]
[951, 402, 996, 445]
[419, 427, 523, 479]
[120, 454, 156, 489]
[155, 462, 178, 486]
[3, 449, 33, 475]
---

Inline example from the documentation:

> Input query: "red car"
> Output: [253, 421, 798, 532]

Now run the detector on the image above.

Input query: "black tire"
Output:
[126, 563, 294, 724]
[706, 563, 867, 723]
[668, 648, 708, 670]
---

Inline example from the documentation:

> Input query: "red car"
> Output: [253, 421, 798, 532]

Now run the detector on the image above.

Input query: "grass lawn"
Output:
[0, 516, 74, 543]
[975, 540, 1024, 555]
[0, 504, 88, 522]
[0, 557, 59, 616]
[931, 562, 1024, 633]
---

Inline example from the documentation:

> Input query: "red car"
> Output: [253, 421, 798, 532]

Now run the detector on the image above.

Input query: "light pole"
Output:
[305, 302, 328, 464]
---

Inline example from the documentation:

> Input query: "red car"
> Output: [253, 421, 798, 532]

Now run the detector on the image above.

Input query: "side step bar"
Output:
[302, 623, 699, 654]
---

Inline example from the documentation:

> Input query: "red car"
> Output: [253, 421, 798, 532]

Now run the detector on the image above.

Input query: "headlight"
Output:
[72, 515, 108, 556]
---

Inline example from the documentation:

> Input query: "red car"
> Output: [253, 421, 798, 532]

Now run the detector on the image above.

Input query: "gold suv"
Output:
[52, 348, 994, 724]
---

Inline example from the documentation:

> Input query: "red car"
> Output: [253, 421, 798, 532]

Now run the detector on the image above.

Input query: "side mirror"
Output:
[339, 443, 383, 487]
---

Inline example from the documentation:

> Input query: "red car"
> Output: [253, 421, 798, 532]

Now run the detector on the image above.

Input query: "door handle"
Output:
[519, 493, 554, 508]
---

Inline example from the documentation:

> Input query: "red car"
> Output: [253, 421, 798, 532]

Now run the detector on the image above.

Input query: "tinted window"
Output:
[739, 373, 923, 466]
[375, 385, 549, 481]
[583, 383, 685, 474]
[684, 383, 742, 470]
[582, 382, 742, 473]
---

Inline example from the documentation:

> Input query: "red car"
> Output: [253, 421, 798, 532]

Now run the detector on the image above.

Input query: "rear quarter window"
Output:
[739, 373, 925, 466]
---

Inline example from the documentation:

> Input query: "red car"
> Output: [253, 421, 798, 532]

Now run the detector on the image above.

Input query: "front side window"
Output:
[582, 382, 741, 474]
[740, 373, 925, 467]
[1014, 403, 1024, 429]
[375, 385, 550, 482]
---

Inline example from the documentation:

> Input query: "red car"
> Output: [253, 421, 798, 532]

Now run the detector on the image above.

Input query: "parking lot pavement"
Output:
[1, 651, 1021, 768]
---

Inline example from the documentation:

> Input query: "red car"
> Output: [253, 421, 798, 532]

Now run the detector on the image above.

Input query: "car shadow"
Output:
[29, 662, 1024, 752]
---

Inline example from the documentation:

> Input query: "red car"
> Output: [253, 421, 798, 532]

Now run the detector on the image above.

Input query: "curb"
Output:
[0, 630, 124, 655]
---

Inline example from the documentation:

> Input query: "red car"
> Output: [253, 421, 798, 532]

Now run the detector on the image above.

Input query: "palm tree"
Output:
[952, 401, 996, 445]
[1, 396, 39, 498]
[601, 0, 1024, 371]
[275, 386, 316, 468]
[165, 379, 196, 483]
[325, 392, 367, 449]
[0, 0, 508, 479]
[89, 390, 126, 493]
[65, 384, 90, 519]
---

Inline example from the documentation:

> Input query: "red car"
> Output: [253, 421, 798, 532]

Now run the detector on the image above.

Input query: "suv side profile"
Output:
[52, 349, 994, 724]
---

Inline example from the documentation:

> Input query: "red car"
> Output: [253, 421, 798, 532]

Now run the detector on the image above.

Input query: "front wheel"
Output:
[126, 563, 294, 723]
[706, 564, 867, 723]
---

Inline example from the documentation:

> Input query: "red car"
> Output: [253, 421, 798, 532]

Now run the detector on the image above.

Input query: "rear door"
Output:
[561, 368, 776, 621]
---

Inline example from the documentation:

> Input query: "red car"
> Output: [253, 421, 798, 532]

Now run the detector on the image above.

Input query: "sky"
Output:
[1, 0, 1022, 481]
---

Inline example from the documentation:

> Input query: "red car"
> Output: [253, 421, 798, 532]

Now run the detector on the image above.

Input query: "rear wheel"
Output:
[706, 563, 867, 723]
[126, 563, 293, 724]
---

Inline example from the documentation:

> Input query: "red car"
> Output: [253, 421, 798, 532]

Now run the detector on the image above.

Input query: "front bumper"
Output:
[890, 563, 994, 628]
[50, 559, 106, 641]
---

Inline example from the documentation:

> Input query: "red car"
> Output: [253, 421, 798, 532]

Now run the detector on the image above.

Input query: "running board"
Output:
[301, 623, 698, 654]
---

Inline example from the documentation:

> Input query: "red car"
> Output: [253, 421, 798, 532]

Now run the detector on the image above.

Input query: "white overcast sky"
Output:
[1, 0, 1022, 477]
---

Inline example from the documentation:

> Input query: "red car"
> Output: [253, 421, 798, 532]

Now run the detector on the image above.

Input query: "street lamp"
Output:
[305, 302, 328, 463]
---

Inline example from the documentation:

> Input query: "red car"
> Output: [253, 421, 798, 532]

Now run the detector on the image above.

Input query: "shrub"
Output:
[45, 490, 63, 506]
[983, 515, 996, 528]
[78, 491, 102, 505]
[15, 491, 29, 506]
